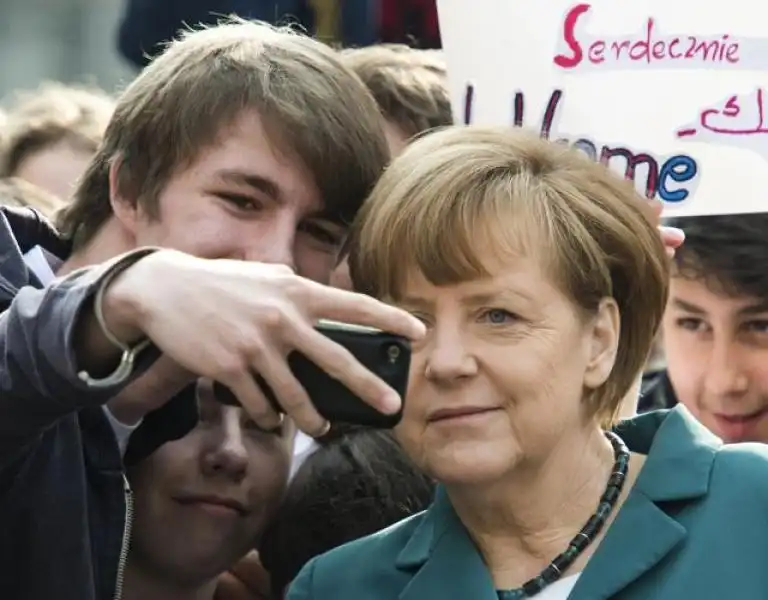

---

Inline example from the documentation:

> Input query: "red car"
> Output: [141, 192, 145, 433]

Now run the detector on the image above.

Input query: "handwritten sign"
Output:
[436, 0, 768, 216]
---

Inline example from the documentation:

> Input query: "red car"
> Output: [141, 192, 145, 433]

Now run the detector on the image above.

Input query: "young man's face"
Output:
[127, 379, 294, 585]
[663, 276, 768, 443]
[117, 109, 346, 284]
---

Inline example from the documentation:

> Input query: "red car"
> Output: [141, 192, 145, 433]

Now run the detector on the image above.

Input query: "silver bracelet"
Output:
[77, 249, 157, 388]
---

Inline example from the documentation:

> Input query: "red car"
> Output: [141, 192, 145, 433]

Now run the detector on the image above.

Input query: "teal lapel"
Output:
[396, 487, 498, 600]
[392, 406, 719, 600]
[570, 406, 721, 600]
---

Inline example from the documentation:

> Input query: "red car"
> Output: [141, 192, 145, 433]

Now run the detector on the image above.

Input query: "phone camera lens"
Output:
[386, 344, 401, 364]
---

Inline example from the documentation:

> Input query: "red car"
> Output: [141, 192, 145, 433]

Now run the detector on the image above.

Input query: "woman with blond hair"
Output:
[286, 127, 768, 600]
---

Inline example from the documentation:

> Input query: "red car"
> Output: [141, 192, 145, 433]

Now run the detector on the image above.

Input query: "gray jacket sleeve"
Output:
[0, 252, 160, 468]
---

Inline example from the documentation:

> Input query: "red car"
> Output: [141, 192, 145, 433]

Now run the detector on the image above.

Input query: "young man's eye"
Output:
[216, 192, 262, 211]
[744, 320, 768, 334]
[301, 222, 344, 247]
[675, 317, 707, 332]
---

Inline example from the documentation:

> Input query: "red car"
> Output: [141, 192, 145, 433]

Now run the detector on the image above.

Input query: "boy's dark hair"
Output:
[259, 424, 435, 596]
[666, 213, 768, 299]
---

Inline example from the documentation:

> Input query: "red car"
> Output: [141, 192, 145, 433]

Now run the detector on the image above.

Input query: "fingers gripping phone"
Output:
[213, 320, 411, 428]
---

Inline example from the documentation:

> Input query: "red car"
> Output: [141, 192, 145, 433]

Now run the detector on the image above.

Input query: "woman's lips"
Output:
[428, 406, 500, 423]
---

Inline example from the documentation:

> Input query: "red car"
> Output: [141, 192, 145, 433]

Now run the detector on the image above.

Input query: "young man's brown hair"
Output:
[1, 82, 114, 177]
[340, 44, 453, 139]
[58, 18, 390, 250]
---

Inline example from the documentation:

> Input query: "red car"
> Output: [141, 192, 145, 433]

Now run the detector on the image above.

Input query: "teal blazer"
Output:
[287, 406, 768, 599]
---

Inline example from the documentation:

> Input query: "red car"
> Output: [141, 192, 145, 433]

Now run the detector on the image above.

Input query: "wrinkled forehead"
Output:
[389, 248, 560, 317]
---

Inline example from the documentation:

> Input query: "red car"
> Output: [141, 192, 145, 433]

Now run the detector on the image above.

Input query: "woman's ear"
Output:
[583, 297, 620, 390]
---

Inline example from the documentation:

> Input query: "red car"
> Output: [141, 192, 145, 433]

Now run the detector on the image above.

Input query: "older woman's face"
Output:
[395, 252, 619, 485]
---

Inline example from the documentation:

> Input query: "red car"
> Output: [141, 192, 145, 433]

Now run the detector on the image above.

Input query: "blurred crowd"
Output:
[118, 0, 440, 68]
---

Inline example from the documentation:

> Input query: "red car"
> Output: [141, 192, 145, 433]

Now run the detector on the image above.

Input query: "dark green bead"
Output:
[608, 471, 626, 486]
[596, 501, 612, 518]
[602, 485, 621, 504]
[523, 576, 546, 595]
[497, 590, 525, 600]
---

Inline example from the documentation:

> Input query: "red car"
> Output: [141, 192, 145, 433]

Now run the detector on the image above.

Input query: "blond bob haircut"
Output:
[340, 44, 453, 138]
[58, 19, 389, 250]
[348, 127, 670, 425]
[1, 82, 114, 178]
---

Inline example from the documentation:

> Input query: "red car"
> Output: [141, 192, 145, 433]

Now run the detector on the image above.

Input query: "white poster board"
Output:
[436, 0, 768, 216]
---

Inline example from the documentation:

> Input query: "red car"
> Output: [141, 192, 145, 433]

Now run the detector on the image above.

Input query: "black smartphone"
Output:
[213, 320, 411, 428]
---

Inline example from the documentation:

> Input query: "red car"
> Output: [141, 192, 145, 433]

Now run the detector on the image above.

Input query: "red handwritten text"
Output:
[555, 3, 740, 69]
[678, 89, 768, 139]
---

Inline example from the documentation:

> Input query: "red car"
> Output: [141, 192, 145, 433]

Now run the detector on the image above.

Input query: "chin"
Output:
[422, 441, 518, 486]
[173, 550, 244, 583]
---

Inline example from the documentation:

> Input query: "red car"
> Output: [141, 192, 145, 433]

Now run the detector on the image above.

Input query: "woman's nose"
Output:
[424, 327, 477, 384]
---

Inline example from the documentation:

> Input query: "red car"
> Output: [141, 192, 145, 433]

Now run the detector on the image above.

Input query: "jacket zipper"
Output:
[113, 475, 134, 600]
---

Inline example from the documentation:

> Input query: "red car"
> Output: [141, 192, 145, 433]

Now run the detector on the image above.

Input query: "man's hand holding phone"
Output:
[95, 250, 425, 437]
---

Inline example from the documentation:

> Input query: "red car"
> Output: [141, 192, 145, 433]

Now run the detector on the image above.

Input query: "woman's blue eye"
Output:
[484, 309, 513, 324]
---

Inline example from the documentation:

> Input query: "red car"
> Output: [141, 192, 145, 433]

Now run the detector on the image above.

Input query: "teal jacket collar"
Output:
[393, 406, 720, 600]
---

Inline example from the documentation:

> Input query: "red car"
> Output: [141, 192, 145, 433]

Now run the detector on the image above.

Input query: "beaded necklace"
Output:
[497, 431, 630, 599]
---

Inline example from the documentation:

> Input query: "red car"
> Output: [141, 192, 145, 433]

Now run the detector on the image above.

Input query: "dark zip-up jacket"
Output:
[0, 206, 162, 600]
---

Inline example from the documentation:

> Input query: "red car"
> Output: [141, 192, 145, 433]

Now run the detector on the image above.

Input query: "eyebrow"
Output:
[672, 297, 768, 317]
[214, 168, 343, 225]
[738, 300, 768, 317]
[397, 290, 531, 311]
[670, 298, 706, 314]
[215, 169, 283, 203]
[462, 290, 532, 306]
[396, 296, 433, 311]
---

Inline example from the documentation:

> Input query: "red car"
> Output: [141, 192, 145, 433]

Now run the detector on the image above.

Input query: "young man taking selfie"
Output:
[0, 19, 423, 600]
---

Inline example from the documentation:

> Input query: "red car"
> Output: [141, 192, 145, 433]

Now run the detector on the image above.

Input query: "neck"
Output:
[57, 218, 134, 276]
[618, 375, 642, 419]
[447, 425, 615, 577]
[122, 561, 217, 600]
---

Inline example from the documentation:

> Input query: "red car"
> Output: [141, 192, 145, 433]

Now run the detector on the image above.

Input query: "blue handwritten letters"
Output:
[463, 84, 700, 204]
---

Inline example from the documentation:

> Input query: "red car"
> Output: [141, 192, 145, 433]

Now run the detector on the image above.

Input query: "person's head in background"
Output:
[662, 214, 768, 443]
[341, 44, 452, 155]
[0, 176, 64, 219]
[0, 107, 7, 151]
[259, 424, 435, 598]
[56, 18, 389, 284]
[1, 82, 113, 201]
[331, 44, 453, 291]
[125, 379, 295, 600]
